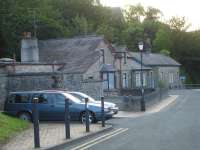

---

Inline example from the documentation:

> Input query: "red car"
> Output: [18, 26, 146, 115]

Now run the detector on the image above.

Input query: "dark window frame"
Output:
[8, 93, 30, 104]
[101, 71, 116, 90]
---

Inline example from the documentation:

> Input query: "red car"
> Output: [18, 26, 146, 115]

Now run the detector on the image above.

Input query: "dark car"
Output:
[4, 90, 114, 123]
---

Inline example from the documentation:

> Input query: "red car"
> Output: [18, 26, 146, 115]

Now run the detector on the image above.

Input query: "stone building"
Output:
[0, 35, 181, 110]
[128, 52, 181, 89]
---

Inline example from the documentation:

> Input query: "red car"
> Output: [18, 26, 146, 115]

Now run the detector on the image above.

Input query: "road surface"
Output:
[63, 89, 200, 150]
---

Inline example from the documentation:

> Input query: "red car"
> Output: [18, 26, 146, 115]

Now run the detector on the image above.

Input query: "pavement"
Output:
[114, 94, 178, 118]
[1, 123, 111, 150]
[60, 89, 200, 150]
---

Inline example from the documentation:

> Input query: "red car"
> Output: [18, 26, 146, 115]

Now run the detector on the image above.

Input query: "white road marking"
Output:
[79, 128, 128, 150]
[71, 128, 128, 150]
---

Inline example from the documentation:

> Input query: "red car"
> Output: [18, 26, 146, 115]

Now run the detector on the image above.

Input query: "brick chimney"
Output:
[21, 32, 39, 62]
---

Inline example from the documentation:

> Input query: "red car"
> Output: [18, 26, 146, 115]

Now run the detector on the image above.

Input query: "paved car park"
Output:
[1, 122, 111, 150]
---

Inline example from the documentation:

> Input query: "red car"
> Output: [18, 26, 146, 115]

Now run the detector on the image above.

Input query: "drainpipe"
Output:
[119, 57, 122, 91]
[12, 53, 16, 73]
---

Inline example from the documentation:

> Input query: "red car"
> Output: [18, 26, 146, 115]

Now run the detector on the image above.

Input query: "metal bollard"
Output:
[101, 97, 105, 127]
[65, 98, 70, 139]
[32, 98, 40, 148]
[85, 98, 90, 132]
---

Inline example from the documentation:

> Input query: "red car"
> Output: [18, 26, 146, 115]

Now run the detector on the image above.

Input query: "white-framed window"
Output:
[122, 73, 128, 88]
[135, 72, 141, 87]
[169, 73, 174, 83]
[143, 72, 147, 87]
[160, 72, 164, 80]
[102, 72, 115, 90]
[150, 71, 154, 88]
[135, 71, 147, 87]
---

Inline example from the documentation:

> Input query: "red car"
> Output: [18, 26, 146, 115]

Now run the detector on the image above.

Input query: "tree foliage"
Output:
[0, 1, 200, 83]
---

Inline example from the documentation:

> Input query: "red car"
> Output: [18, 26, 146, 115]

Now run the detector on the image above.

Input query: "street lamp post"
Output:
[138, 42, 146, 111]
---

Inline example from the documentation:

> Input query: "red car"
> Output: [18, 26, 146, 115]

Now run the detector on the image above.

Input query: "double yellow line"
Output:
[71, 128, 128, 150]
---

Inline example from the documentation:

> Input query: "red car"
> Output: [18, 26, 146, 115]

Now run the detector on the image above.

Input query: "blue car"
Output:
[4, 90, 114, 123]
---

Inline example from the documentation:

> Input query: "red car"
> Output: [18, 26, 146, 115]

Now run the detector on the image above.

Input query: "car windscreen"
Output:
[63, 93, 82, 103]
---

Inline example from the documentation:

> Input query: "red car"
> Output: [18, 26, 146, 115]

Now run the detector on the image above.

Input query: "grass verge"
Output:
[0, 112, 30, 143]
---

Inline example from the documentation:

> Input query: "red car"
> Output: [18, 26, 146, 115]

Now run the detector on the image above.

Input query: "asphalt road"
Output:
[63, 89, 200, 150]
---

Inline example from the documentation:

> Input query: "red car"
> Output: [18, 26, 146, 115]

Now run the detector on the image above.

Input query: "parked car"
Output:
[68, 91, 119, 114]
[4, 90, 114, 123]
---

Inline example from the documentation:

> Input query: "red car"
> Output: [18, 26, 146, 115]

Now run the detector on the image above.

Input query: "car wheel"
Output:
[18, 112, 32, 121]
[80, 112, 95, 124]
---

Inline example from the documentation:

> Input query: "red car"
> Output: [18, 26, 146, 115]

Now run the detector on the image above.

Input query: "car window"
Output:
[70, 92, 96, 102]
[54, 94, 66, 105]
[70, 93, 84, 101]
[8, 93, 30, 104]
[32, 93, 51, 104]
[63, 93, 81, 103]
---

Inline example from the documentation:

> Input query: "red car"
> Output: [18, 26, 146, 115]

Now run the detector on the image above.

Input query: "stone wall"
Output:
[0, 74, 8, 110]
[63, 73, 103, 100]
[7, 72, 64, 92]
[81, 80, 103, 100]
[104, 88, 169, 111]
[0, 72, 103, 110]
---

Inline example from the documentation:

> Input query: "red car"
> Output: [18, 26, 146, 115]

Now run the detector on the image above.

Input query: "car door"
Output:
[51, 93, 66, 121]
[32, 93, 56, 121]
[53, 93, 82, 121]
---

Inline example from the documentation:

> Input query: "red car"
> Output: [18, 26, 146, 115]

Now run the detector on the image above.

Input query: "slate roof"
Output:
[38, 36, 105, 73]
[128, 52, 181, 66]
[130, 59, 152, 70]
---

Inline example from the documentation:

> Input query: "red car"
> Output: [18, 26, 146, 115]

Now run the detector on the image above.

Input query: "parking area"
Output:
[2, 122, 111, 150]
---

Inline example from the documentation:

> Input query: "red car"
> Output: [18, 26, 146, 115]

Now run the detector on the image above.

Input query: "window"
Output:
[54, 94, 66, 105]
[103, 73, 108, 89]
[135, 72, 147, 87]
[102, 72, 115, 90]
[32, 93, 51, 104]
[135, 72, 141, 87]
[160, 72, 164, 80]
[150, 71, 154, 88]
[9, 93, 30, 103]
[169, 73, 174, 83]
[122, 73, 128, 88]
[143, 73, 147, 87]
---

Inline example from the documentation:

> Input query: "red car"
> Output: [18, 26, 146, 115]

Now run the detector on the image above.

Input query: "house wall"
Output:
[97, 41, 115, 65]
[132, 70, 151, 88]
[84, 41, 115, 80]
[6, 64, 61, 74]
[114, 57, 133, 89]
[157, 66, 180, 88]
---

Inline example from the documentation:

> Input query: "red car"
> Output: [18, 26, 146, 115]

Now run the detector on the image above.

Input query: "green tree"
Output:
[160, 49, 171, 56]
[125, 4, 145, 23]
[144, 7, 162, 21]
[96, 24, 114, 42]
[153, 26, 173, 52]
[168, 16, 191, 31]
[122, 22, 144, 51]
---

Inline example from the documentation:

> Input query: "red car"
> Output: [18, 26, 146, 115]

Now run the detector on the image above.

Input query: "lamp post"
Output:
[138, 41, 146, 111]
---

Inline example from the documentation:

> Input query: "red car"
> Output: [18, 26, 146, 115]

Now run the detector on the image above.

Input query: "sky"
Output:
[100, 0, 200, 31]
